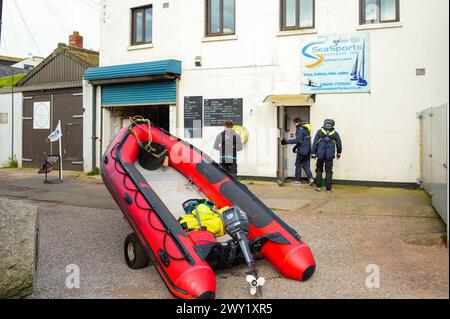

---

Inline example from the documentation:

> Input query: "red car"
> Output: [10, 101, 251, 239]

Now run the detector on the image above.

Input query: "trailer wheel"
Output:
[124, 233, 150, 269]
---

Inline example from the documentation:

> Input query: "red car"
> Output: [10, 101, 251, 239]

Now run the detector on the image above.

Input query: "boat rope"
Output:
[110, 142, 189, 262]
[129, 116, 156, 154]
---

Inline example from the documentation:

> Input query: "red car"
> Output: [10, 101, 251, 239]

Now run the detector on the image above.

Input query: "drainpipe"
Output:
[0, 0, 3, 45]
[92, 84, 97, 172]
[99, 101, 103, 160]
[417, 111, 424, 188]
[11, 70, 14, 159]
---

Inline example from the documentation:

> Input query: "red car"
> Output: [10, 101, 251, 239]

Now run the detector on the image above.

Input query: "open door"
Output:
[285, 107, 311, 179]
[266, 94, 315, 185]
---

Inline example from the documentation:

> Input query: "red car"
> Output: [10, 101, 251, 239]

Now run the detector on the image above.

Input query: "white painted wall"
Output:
[82, 81, 102, 173]
[87, 0, 449, 182]
[0, 92, 23, 167]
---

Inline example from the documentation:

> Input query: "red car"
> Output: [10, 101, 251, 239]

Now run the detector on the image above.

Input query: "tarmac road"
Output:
[0, 169, 448, 299]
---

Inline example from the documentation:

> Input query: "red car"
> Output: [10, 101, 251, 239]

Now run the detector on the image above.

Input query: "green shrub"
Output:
[87, 167, 100, 176]
[3, 155, 19, 169]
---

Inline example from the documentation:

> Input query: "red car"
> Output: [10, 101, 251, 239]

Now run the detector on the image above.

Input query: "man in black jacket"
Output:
[214, 120, 243, 176]
[281, 117, 314, 185]
[312, 119, 342, 193]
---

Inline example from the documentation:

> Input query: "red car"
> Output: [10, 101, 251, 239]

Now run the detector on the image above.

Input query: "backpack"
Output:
[179, 200, 228, 237]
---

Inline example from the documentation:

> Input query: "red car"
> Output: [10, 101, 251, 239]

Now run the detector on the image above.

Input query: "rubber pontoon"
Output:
[101, 123, 316, 299]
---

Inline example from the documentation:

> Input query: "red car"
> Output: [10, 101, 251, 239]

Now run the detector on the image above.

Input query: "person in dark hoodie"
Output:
[214, 120, 243, 177]
[311, 119, 342, 193]
[281, 117, 315, 185]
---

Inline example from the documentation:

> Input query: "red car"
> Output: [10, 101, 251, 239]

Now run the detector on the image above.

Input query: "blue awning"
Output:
[84, 59, 181, 83]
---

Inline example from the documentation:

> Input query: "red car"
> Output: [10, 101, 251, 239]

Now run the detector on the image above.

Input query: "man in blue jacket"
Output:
[281, 117, 315, 185]
[312, 119, 342, 193]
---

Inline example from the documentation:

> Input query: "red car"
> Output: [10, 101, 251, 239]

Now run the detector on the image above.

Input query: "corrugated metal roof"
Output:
[85, 60, 182, 81]
[7, 81, 82, 93]
[102, 81, 177, 106]
[17, 44, 99, 88]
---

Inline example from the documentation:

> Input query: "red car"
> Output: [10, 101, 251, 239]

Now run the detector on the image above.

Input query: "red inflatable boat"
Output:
[101, 121, 316, 299]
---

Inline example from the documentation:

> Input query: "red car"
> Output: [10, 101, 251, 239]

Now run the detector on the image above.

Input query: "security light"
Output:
[195, 56, 202, 67]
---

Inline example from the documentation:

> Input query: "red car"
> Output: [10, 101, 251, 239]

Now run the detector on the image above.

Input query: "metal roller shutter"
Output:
[101, 81, 177, 107]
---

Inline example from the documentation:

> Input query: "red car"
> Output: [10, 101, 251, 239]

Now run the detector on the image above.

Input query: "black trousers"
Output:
[316, 159, 334, 191]
[221, 162, 238, 177]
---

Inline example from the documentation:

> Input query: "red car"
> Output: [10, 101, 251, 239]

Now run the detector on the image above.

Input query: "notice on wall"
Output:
[184, 96, 203, 138]
[33, 102, 51, 129]
[204, 98, 243, 127]
[300, 33, 371, 94]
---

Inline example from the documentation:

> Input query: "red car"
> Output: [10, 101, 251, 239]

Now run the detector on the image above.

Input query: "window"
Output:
[206, 0, 235, 36]
[0, 113, 8, 124]
[131, 5, 153, 45]
[360, 0, 399, 24]
[280, 0, 315, 30]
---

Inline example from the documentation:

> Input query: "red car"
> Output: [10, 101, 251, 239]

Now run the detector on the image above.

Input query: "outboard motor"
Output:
[222, 207, 265, 296]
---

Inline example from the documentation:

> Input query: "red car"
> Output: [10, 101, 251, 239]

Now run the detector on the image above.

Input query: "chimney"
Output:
[69, 31, 83, 49]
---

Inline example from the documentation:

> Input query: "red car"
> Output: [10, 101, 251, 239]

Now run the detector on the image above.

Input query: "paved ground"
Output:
[0, 168, 448, 299]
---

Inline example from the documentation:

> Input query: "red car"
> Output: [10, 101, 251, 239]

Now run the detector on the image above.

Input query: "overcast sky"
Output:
[0, 0, 100, 58]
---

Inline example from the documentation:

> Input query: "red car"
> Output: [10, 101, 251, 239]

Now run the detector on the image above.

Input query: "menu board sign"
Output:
[184, 96, 203, 138]
[204, 98, 243, 127]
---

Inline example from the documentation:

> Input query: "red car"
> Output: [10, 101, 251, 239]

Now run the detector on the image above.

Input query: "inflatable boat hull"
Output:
[101, 124, 316, 299]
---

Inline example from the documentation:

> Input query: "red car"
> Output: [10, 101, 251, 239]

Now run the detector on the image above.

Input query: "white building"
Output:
[11, 56, 44, 71]
[83, 0, 449, 185]
[0, 90, 22, 167]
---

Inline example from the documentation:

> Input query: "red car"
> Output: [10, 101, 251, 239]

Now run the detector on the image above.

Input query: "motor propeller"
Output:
[222, 207, 266, 297]
[246, 274, 266, 296]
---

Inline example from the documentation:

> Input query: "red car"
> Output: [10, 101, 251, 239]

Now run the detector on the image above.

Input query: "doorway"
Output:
[277, 106, 311, 184]
[104, 105, 170, 149]
[22, 90, 84, 171]
[284, 107, 311, 179]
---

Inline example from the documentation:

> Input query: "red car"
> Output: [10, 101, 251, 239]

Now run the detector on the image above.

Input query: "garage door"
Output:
[102, 81, 177, 107]
[22, 89, 84, 171]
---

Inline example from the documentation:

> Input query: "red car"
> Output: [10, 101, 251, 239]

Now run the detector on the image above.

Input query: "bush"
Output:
[87, 167, 100, 176]
[3, 156, 19, 169]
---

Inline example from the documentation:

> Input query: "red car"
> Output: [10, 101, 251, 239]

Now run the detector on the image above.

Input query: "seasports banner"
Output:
[300, 33, 371, 94]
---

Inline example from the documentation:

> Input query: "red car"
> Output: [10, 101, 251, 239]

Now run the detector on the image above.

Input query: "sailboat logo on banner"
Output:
[350, 40, 368, 87]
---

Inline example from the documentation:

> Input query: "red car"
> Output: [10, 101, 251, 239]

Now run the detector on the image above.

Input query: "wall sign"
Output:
[204, 98, 243, 127]
[184, 96, 203, 138]
[300, 33, 371, 94]
[33, 102, 51, 129]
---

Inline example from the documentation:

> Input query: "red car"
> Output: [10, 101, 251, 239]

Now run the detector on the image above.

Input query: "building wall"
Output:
[82, 81, 102, 173]
[0, 92, 23, 167]
[91, 0, 450, 182]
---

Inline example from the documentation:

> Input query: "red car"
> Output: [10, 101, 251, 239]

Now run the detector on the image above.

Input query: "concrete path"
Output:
[0, 169, 448, 299]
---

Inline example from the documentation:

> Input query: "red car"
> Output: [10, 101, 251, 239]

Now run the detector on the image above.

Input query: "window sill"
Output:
[127, 43, 154, 51]
[277, 28, 317, 37]
[356, 22, 402, 31]
[202, 34, 238, 43]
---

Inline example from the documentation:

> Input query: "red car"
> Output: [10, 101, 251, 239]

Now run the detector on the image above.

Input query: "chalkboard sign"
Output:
[184, 96, 203, 138]
[204, 98, 243, 127]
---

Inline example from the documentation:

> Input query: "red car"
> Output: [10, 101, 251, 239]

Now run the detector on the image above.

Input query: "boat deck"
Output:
[135, 164, 203, 219]
[135, 163, 232, 242]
